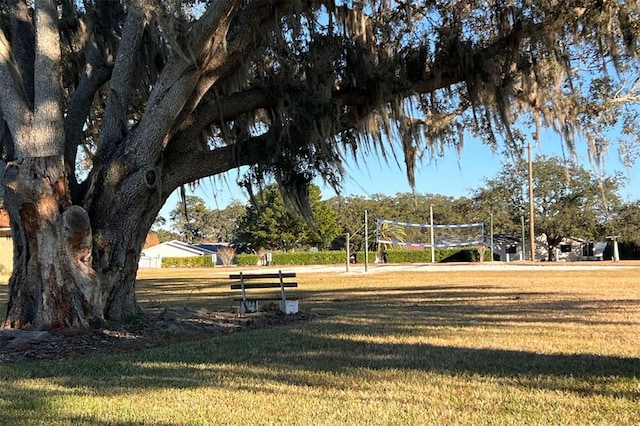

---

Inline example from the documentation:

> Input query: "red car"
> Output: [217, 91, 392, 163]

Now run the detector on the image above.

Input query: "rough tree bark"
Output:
[2, 157, 99, 328]
[1, 0, 104, 329]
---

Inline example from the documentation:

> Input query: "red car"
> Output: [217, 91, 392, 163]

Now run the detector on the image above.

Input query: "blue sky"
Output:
[160, 130, 640, 218]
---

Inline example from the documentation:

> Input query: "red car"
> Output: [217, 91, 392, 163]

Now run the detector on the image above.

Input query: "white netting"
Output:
[376, 218, 485, 248]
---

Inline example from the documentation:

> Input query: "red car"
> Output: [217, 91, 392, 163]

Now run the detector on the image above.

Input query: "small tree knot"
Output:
[142, 166, 160, 189]
[62, 205, 91, 232]
[3, 162, 21, 190]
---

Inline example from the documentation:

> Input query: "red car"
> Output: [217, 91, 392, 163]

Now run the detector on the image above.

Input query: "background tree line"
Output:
[155, 156, 640, 258]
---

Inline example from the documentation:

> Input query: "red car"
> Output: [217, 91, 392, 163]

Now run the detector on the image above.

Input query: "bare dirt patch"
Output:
[0, 307, 315, 364]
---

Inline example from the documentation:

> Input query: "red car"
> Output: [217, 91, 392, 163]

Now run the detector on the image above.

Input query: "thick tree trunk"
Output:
[83, 144, 166, 322]
[2, 156, 100, 329]
[1, 0, 248, 330]
[1, 153, 164, 329]
[90, 186, 161, 323]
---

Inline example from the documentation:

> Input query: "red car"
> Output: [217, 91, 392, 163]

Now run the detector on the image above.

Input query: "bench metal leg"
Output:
[280, 299, 299, 314]
[240, 300, 259, 314]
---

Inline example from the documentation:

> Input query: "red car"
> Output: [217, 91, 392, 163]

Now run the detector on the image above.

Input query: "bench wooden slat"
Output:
[229, 272, 296, 279]
[230, 282, 297, 290]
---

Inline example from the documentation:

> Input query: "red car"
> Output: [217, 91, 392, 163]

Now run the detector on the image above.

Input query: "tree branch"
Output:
[166, 1, 295, 153]
[170, 86, 274, 149]
[127, 1, 241, 170]
[8, 0, 34, 109]
[94, 0, 147, 162]
[0, 29, 32, 154]
[162, 131, 278, 194]
[32, 0, 65, 157]
[171, 11, 535, 153]
[64, 45, 113, 201]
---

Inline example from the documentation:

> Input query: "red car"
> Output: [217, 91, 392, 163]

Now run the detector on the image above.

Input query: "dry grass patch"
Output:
[1, 264, 639, 425]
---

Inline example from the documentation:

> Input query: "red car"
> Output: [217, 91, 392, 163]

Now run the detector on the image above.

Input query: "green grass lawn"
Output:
[1, 265, 639, 425]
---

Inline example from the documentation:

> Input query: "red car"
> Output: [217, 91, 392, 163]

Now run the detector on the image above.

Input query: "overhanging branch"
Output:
[162, 131, 279, 194]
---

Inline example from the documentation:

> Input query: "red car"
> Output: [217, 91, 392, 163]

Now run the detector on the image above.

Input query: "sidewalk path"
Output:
[270, 260, 639, 275]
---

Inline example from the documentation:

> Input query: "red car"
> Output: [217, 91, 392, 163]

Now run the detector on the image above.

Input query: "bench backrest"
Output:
[229, 271, 297, 302]
[229, 272, 296, 280]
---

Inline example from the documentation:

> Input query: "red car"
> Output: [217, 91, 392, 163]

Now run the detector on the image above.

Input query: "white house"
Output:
[138, 240, 216, 269]
[537, 237, 608, 262]
[490, 234, 608, 262]
[0, 209, 12, 272]
[490, 234, 524, 262]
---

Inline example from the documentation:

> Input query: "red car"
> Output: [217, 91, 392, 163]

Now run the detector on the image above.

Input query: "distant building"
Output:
[0, 209, 10, 237]
[0, 209, 11, 272]
[138, 240, 217, 269]
[535, 236, 607, 262]
[490, 233, 607, 262]
[143, 233, 160, 249]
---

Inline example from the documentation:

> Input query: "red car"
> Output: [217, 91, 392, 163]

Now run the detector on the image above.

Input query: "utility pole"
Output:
[345, 232, 350, 272]
[364, 210, 368, 272]
[520, 215, 525, 261]
[528, 143, 535, 261]
[490, 213, 494, 262]
[430, 204, 435, 263]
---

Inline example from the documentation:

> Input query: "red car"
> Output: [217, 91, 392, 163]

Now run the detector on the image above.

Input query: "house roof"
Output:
[141, 240, 215, 256]
[491, 234, 522, 245]
[195, 243, 231, 252]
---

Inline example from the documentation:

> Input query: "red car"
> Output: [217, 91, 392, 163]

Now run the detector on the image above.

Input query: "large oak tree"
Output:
[0, 0, 638, 329]
[472, 156, 622, 260]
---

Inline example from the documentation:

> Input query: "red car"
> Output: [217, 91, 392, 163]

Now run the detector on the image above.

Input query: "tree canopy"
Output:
[236, 184, 340, 251]
[3, 1, 638, 206]
[1, 0, 639, 329]
[472, 155, 622, 259]
[168, 195, 215, 243]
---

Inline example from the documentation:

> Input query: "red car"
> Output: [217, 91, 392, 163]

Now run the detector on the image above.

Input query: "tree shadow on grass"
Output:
[305, 284, 640, 328]
[3, 318, 638, 390]
[1, 281, 639, 424]
[0, 321, 638, 425]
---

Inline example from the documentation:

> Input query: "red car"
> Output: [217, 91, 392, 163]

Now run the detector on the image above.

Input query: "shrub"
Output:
[384, 247, 491, 263]
[236, 253, 259, 266]
[608, 241, 640, 260]
[233, 247, 490, 267]
[161, 255, 215, 268]
[237, 251, 351, 266]
[216, 247, 236, 266]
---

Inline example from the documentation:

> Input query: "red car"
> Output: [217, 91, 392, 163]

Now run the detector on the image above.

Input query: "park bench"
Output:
[229, 270, 299, 314]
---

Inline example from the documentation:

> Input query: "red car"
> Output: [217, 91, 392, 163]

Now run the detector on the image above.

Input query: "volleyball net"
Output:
[375, 218, 485, 248]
